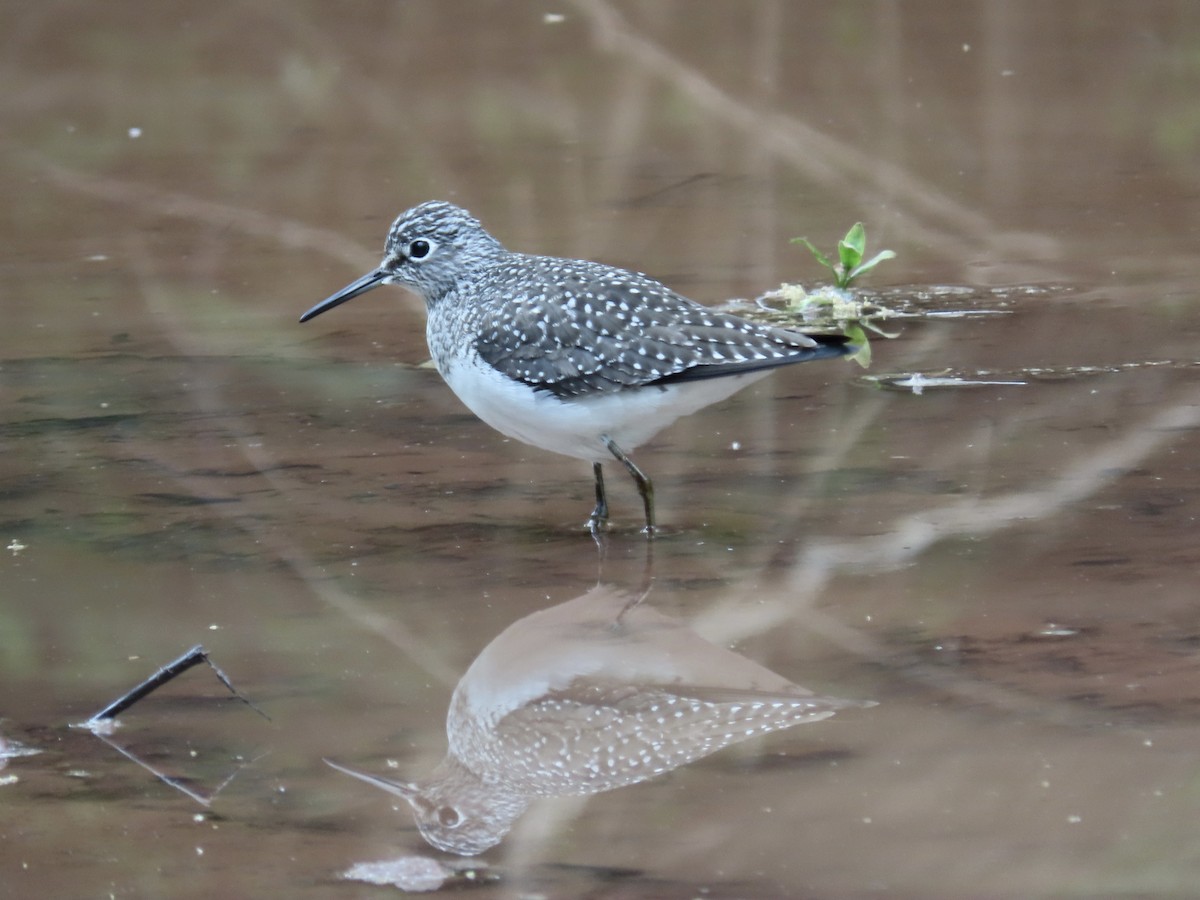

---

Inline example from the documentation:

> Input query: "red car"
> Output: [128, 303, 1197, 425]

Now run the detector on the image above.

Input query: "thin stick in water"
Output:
[86, 645, 268, 725]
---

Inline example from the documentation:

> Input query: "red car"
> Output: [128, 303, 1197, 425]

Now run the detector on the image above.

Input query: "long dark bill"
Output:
[299, 268, 388, 322]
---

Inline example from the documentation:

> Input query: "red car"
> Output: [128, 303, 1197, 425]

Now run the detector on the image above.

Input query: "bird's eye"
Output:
[436, 806, 461, 828]
[408, 239, 432, 260]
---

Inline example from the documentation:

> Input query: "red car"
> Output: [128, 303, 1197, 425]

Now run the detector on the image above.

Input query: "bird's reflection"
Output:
[329, 585, 873, 855]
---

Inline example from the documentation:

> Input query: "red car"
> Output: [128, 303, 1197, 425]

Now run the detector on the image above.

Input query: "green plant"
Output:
[793, 222, 895, 290]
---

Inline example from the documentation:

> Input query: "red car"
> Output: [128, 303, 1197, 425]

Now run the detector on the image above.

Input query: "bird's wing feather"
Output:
[473, 256, 850, 399]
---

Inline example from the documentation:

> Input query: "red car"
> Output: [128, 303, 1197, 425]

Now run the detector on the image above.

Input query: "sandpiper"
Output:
[301, 201, 851, 533]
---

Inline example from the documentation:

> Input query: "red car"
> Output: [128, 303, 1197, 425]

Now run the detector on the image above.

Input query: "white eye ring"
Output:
[408, 238, 436, 260]
[437, 805, 461, 828]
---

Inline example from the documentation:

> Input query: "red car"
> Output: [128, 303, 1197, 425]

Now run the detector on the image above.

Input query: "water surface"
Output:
[3, 2, 1200, 897]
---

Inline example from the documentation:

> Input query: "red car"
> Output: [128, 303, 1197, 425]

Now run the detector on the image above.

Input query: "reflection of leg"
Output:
[588, 462, 609, 533]
[603, 434, 655, 535]
[616, 553, 655, 624]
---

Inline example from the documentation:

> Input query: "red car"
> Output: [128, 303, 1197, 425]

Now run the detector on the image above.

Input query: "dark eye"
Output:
[408, 239, 431, 259]
[437, 806, 461, 828]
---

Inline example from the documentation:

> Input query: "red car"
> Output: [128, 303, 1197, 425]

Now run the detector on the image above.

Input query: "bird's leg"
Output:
[588, 462, 609, 533]
[602, 435, 656, 535]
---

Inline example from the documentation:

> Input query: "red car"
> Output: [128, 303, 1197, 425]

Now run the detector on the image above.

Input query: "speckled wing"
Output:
[480, 680, 853, 796]
[473, 255, 851, 399]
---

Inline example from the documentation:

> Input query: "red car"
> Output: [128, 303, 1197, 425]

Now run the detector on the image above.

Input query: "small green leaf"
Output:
[843, 222, 867, 255]
[838, 223, 866, 272]
[791, 237, 835, 272]
[843, 323, 871, 368]
[860, 319, 902, 339]
[837, 244, 858, 276]
[847, 249, 897, 282]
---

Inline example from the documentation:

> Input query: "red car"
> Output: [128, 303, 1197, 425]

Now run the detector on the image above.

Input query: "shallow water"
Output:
[4, 2, 1200, 897]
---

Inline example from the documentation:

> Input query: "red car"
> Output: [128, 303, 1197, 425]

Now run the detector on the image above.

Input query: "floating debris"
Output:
[341, 857, 495, 892]
[868, 373, 1027, 395]
[1033, 623, 1081, 639]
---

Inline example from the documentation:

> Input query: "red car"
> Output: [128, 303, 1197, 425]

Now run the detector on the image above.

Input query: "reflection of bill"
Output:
[329, 585, 874, 855]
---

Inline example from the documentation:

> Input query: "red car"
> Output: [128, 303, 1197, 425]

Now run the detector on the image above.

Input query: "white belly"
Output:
[437, 351, 769, 463]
